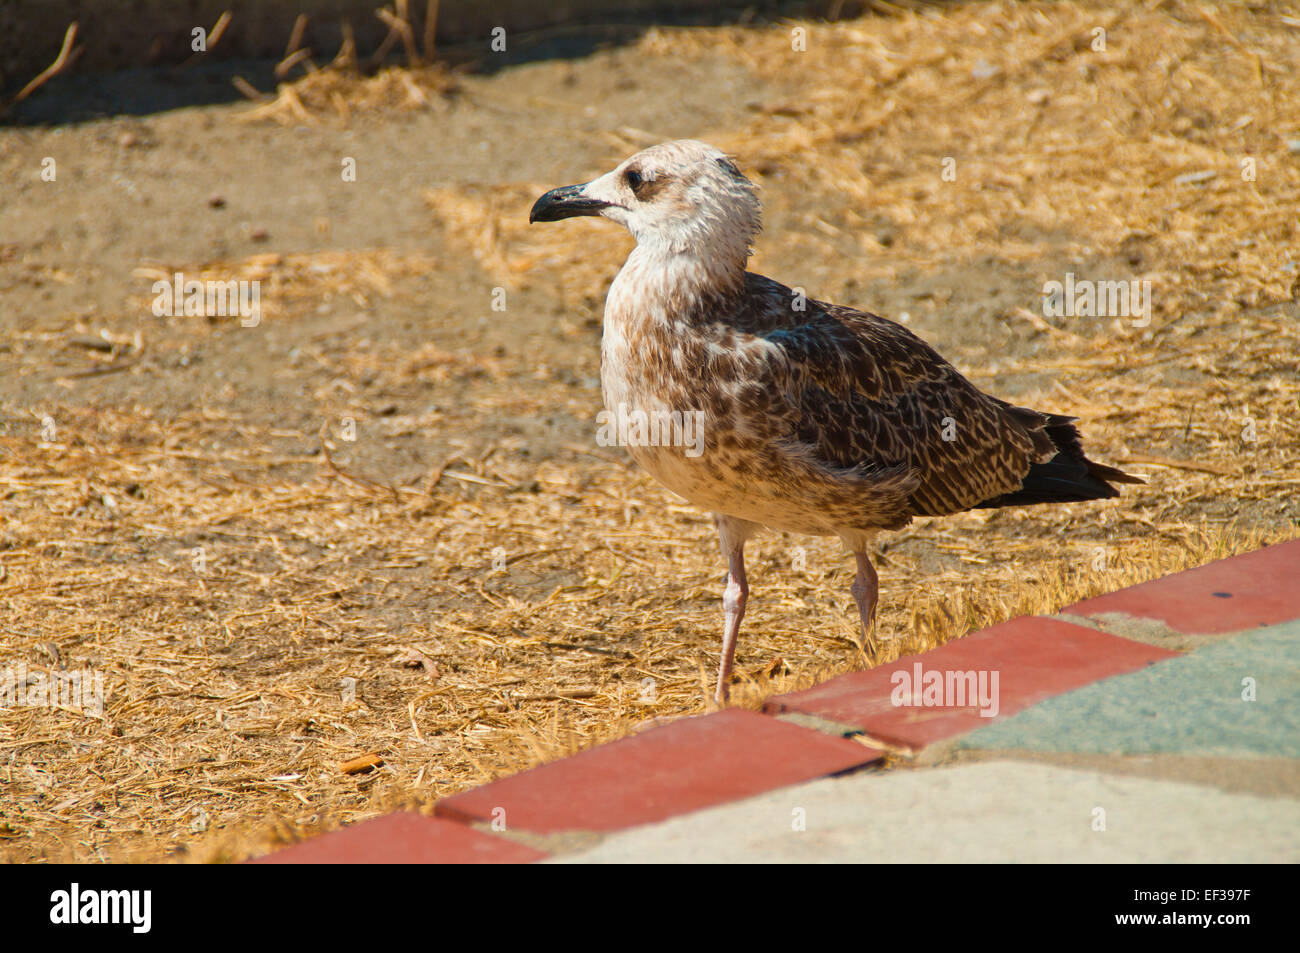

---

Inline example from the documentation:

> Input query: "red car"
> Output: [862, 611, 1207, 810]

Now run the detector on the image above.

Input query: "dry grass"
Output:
[235, 64, 457, 126]
[232, 2, 458, 125]
[129, 250, 440, 322]
[1, 400, 1291, 863]
[2, 0, 1298, 863]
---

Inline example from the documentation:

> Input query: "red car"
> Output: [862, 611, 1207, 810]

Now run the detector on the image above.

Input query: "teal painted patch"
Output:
[956, 620, 1300, 759]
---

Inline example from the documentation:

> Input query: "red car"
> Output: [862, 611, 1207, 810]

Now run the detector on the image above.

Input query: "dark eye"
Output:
[625, 168, 644, 191]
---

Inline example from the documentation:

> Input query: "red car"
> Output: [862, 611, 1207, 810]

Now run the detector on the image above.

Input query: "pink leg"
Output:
[715, 547, 748, 703]
[713, 515, 756, 704]
[850, 550, 879, 648]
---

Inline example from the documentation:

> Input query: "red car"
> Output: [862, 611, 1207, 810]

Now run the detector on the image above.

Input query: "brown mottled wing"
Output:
[736, 277, 1047, 518]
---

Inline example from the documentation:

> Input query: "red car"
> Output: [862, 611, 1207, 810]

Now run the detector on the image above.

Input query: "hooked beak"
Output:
[529, 184, 611, 223]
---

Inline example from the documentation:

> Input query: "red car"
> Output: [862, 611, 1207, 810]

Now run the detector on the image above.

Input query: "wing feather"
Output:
[730, 274, 1040, 518]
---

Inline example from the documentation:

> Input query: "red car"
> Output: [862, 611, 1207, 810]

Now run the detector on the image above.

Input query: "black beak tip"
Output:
[527, 197, 549, 224]
[529, 184, 609, 224]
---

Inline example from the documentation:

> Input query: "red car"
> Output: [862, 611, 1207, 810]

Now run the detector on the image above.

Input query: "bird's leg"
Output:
[715, 544, 748, 704]
[713, 516, 756, 704]
[850, 550, 879, 654]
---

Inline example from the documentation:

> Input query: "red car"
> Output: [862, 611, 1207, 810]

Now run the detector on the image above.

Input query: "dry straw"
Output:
[2, 0, 1297, 862]
[232, 1, 457, 125]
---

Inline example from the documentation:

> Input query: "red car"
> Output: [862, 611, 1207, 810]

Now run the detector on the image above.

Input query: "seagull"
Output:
[530, 139, 1141, 703]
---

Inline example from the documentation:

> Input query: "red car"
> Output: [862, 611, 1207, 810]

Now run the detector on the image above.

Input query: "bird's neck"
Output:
[612, 244, 745, 324]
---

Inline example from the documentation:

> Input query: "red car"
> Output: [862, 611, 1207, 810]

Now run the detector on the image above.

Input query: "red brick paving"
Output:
[1065, 538, 1300, 635]
[249, 811, 548, 864]
[766, 617, 1177, 750]
[435, 708, 881, 834]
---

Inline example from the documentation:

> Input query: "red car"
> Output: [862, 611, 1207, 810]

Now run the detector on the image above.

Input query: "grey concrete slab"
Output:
[942, 749, 1300, 800]
[954, 621, 1300, 759]
[551, 760, 1300, 863]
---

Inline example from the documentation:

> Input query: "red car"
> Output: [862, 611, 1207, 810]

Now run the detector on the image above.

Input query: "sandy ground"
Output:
[1, 1, 1296, 862]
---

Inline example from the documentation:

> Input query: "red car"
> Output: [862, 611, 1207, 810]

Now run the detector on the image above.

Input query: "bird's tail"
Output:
[976, 412, 1143, 509]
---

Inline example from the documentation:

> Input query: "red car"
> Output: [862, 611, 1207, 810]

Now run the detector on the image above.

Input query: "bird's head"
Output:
[529, 140, 760, 275]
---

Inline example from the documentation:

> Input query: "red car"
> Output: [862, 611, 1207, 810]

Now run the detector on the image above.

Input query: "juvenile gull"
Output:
[530, 139, 1141, 703]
